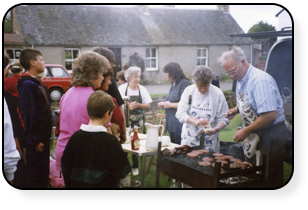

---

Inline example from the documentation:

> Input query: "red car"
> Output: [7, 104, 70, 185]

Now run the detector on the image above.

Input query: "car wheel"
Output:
[49, 88, 63, 102]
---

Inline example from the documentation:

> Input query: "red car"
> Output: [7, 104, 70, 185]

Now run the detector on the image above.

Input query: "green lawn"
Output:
[136, 113, 293, 188]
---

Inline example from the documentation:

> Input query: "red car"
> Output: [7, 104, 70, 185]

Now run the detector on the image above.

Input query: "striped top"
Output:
[236, 65, 285, 125]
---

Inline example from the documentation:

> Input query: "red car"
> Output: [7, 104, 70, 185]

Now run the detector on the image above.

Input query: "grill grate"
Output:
[163, 141, 245, 177]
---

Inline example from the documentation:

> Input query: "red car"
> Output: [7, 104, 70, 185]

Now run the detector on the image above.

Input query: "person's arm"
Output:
[107, 77, 124, 106]
[233, 111, 277, 142]
[118, 105, 127, 143]
[136, 102, 150, 110]
[18, 81, 44, 149]
[4, 99, 20, 182]
[163, 101, 178, 109]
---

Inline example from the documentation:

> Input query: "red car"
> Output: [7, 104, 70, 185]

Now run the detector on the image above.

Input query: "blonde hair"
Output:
[110, 123, 121, 136]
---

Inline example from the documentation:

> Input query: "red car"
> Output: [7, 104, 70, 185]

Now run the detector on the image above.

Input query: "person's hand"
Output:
[233, 128, 249, 142]
[204, 126, 220, 136]
[225, 107, 239, 120]
[163, 101, 172, 109]
[158, 102, 165, 108]
[4, 64, 10, 77]
[129, 101, 138, 111]
[193, 118, 209, 126]
[35, 142, 44, 153]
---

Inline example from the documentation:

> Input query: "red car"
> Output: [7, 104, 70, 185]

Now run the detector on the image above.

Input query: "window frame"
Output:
[197, 47, 208, 66]
[65, 48, 80, 71]
[145, 47, 158, 71]
[6, 48, 22, 62]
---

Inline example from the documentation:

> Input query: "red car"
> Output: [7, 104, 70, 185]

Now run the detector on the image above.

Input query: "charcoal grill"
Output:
[155, 137, 266, 188]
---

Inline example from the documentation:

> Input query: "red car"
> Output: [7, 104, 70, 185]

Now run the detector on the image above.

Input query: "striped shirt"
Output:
[236, 65, 285, 125]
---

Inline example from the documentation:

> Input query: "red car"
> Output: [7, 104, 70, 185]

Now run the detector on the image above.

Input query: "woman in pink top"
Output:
[55, 51, 112, 171]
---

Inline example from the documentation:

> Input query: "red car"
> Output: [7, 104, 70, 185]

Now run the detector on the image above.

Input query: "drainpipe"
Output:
[250, 44, 253, 64]
[31, 45, 34, 48]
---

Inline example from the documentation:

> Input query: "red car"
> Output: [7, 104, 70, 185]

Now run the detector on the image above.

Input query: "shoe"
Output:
[132, 168, 139, 176]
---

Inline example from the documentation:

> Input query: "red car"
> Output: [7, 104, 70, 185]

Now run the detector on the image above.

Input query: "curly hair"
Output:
[71, 51, 112, 88]
[124, 66, 141, 81]
[162, 62, 189, 84]
[192, 65, 213, 85]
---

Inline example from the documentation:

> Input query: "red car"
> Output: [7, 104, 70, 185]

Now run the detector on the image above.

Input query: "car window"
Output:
[46, 67, 69, 78]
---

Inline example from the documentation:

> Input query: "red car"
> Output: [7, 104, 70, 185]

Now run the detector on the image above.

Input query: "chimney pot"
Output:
[217, 5, 229, 13]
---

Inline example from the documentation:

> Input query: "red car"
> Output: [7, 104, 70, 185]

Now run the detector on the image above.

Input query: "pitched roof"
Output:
[14, 5, 252, 46]
[4, 33, 25, 43]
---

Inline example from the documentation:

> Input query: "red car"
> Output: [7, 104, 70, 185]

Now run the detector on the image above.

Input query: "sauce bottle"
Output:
[131, 126, 140, 150]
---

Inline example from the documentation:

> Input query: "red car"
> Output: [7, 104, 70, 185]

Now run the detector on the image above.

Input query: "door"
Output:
[109, 48, 121, 79]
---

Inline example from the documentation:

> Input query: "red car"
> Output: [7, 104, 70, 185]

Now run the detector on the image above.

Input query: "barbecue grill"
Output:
[155, 137, 266, 188]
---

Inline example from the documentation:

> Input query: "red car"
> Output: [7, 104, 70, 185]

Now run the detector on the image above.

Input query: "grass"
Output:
[135, 113, 292, 188]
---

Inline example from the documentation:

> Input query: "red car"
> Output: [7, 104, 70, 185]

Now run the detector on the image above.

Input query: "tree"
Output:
[248, 20, 277, 43]
[4, 11, 12, 32]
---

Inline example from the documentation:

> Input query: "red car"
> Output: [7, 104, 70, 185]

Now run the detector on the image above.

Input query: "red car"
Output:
[43, 64, 71, 101]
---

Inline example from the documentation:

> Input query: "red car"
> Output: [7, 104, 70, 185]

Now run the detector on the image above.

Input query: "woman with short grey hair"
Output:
[176, 65, 229, 152]
[118, 66, 152, 176]
[124, 66, 141, 82]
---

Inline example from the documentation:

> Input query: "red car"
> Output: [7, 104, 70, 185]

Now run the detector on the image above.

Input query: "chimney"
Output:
[136, 5, 149, 14]
[217, 5, 229, 14]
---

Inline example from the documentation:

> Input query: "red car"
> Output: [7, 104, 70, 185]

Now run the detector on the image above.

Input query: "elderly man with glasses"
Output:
[218, 46, 288, 189]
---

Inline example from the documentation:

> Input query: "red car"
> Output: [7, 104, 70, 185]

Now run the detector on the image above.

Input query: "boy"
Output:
[17, 48, 52, 188]
[61, 91, 131, 188]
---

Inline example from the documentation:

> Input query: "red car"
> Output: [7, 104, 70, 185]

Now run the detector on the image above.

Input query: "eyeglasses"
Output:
[197, 84, 210, 90]
[225, 64, 240, 76]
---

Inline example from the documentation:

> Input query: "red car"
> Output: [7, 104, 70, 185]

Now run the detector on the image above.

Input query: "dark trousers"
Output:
[26, 143, 50, 188]
[246, 122, 288, 189]
[169, 132, 181, 145]
[169, 121, 182, 145]
[13, 155, 27, 189]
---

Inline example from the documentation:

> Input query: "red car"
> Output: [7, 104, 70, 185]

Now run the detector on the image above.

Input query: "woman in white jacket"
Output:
[176, 66, 229, 152]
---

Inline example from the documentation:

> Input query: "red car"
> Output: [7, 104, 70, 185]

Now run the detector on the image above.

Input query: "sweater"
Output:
[4, 98, 21, 181]
[61, 125, 131, 188]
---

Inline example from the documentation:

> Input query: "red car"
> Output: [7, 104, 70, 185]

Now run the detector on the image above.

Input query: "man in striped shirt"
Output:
[219, 46, 288, 189]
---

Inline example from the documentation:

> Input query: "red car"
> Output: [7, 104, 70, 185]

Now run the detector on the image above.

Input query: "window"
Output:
[6, 49, 22, 61]
[145, 48, 158, 71]
[197, 48, 208, 66]
[65, 48, 80, 71]
[45, 66, 70, 78]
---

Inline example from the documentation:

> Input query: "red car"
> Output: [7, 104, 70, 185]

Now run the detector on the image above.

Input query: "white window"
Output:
[145, 48, 158, 71]
[6, 49, 22, 61]
[65, 48, 80, 71]
[197, 48, 208, 66]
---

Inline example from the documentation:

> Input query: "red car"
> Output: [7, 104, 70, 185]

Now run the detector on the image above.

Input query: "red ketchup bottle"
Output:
[131, 126, 140, 150]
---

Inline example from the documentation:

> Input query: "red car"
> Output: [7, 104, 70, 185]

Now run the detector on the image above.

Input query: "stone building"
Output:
[4, 5, 252, 83]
